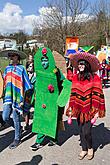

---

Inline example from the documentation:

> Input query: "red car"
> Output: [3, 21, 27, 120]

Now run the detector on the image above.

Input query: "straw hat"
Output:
[0, 45, 27, 60]
[68, 52, 100, 72]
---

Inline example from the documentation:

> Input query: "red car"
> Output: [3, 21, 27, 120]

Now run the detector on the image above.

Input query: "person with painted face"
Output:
[24, 54, 34, 131]
[30, 47, 71, 151]
[26, 54, 34, 80]
[66, 52, 105, 160]
[41, 56, 49, 69]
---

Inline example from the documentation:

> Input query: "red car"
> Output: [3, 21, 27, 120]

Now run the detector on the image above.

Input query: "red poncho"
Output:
[66, 74, 105, 123]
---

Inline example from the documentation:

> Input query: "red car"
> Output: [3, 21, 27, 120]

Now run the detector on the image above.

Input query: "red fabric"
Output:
[66, 74, 105, 123]
[66, 68, 73, 81]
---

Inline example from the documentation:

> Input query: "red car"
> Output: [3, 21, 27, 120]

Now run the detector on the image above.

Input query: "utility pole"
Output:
[65, 0, 69, 35]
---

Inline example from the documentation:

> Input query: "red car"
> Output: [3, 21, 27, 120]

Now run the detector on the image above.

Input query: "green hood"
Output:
[34, 47, 56, 73]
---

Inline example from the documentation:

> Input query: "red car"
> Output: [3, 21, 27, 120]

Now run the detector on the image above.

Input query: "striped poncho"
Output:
[3, 64, 32, 112]
[66, 74, 105, 123]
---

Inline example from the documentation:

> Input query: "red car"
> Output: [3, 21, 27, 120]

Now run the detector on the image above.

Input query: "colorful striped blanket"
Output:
[3, 64, 32, 112]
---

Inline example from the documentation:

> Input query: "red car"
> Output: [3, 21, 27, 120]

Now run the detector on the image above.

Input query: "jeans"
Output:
[2, 104, 21, 141]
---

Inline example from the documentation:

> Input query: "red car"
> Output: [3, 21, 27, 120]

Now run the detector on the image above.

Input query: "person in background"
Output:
[107, 57, 110, 81]
[99, 59, 108, 88]
[65, 57, 73, 81]
[65, 57, 78, 82]
[24, 54, 34, 130]
[26, 54, 34, 80]
[66, 52, 106, 160]
[0, 69, 5, 129]
[0, 48, 32, 149]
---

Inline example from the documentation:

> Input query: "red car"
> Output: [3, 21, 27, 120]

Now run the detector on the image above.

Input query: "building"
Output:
[0, 38, 16, 50]
[25, 39, 44, 50]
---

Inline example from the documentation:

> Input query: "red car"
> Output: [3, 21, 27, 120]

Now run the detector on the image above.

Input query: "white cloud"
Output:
[39, 7, 93, 23]
[75, 13, 94, 22]
[39, 6, 94, 27]
[3, 2, 22, 15]
[0, 3, 39, 34]
[0, 3, 94, 35]
[39, 6, 57, 15]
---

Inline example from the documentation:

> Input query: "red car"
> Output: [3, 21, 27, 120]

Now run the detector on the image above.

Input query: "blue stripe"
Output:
[6, 83, 21, 93]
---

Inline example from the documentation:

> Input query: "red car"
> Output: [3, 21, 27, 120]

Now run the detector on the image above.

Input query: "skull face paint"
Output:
[41, 56, 49, 69]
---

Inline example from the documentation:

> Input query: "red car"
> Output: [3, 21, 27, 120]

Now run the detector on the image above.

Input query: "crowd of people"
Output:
[0, 47, 106, 160]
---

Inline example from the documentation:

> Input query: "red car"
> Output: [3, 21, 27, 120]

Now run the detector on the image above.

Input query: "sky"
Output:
[0, 0, 47, 15]
[0, 0, 97, 35]
[0, 0, 48, 34]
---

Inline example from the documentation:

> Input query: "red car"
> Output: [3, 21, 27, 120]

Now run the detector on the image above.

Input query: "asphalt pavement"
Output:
[0, 88, 110, 165]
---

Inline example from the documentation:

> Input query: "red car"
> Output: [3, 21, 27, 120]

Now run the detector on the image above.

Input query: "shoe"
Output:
[9, 140, 21, 149]
[78, 151, 87, 160]
[30, 143, 43, 151]
[87, 148, 94, 160]
[48, 141, 57, 146]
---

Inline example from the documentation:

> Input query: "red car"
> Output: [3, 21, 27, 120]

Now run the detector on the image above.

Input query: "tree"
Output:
[9, 30, 28, 44]
[33, 0, 88, 54]
[89, 0, 110, 49]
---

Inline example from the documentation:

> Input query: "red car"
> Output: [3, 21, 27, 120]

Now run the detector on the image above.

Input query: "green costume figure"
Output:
[30, 47, 71, 151]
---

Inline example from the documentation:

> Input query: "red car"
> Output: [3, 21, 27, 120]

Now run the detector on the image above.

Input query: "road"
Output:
[0, 88, 110, 165]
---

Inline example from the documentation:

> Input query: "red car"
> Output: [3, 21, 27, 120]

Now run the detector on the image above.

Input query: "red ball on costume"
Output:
[42, 48, 47, 55]
[42, 104, 46, 109]
[48, 84, 54, 93]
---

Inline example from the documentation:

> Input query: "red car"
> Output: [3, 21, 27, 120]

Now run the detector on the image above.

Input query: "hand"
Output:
[94, 112, 99, 119]
[91, 113, 99, 125]
[91, 118, 96, 125]
[19, 102, 23, 108]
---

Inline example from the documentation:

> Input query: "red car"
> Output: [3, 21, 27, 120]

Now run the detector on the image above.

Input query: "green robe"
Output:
[32, 47, 64, 138]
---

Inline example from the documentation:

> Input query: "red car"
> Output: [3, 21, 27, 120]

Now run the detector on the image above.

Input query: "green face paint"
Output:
[41, 56, 49, 69]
